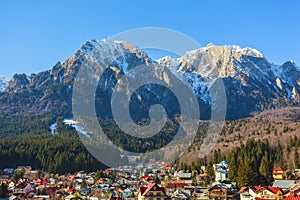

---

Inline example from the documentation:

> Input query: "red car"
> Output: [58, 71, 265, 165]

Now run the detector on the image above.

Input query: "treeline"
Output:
[226, 139, 278, 186]
[178, 138, 300, 187]
[0, 111, 70, 139]
[0, 117, 106, 174]
[99, 119, 180, 153]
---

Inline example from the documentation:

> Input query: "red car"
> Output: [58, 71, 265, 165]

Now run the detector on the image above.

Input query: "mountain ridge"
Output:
[1, 40, 299, 121]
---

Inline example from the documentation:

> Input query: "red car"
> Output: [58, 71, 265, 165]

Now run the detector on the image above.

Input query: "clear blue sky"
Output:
[0, 0, 299, 78]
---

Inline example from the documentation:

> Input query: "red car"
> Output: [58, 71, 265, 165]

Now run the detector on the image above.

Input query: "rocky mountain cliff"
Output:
[158, 44, 300, 119]
[1, 40, 299, 120]
[0, 76, 8, 92]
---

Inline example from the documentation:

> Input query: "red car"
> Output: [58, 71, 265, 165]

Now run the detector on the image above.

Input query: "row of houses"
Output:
[1, 160, 300, 200]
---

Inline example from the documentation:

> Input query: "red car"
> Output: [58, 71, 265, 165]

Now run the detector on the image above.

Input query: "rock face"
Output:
[0, 76, 9, 92]
[0, 40, 299, 120]
[158, 44, 300, 119]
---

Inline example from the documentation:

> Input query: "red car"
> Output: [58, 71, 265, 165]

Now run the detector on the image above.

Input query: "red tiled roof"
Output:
[239, 186, 248, 193]
[165, 166, 172, 170]
[273, 172, 284, 175]
[141, 182, 157, 196]
[166, 183, 188, 189]
[250, 186, 264, 192]
[68, 188, 75, 193]
[140, 187, 147, 194]
[284, 194, 300, 200]
[34, 178, 48, 185]
[266, 186, 282, 194]
[141, 176, 153, 181]
[67, 175, 76, 181]
[255, 186, 282, 194]
[273, 167, 284, 171]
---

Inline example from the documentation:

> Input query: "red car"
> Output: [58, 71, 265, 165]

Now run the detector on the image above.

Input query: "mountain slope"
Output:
[158, 44, 300, 119]
[0, 40, 299, 122]
[179, 106, 300, 169]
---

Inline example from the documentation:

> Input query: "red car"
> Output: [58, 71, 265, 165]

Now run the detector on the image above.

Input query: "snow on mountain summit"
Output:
[76, 39, 141, 57]
[226, 45, 264, 58]
[74, 39, 153, 74]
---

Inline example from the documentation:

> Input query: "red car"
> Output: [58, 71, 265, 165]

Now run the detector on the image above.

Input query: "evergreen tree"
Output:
[228, 156, 238, 182]
[259, 153, 272, 183]
[206, 162, 215, 182]
[12, 170, 24, 181]
[237, 158, 253, 186]
[275, 141, 283, 167]
[81, 177, 86, 189]
[0, 183, 8, 198]
[294, 148, 299, 168]
[154, 176, 160, 184]
[95, 170, 104, 180]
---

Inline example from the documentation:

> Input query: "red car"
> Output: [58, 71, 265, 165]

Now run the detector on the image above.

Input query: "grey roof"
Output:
[272, 180, 296, 189]
[178, 173, 192, 178]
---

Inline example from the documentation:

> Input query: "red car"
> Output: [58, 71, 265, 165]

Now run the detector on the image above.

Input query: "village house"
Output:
[138, 182, 168, 200]
[176, 172, 192, 184]
[170, 189, 190, 200]
[165, 181, 189, 195]
[240, 186, 284, 200]
[208, 184, 227, 200]
[255, 186, 284, 200]
[239, 186, 258, 200]
[194, 187, 209, 200]
[284, 183, 300, 200]
[213, 161, 229, 182]
[273, 167, 285, 180]
[13, 181, 35, 197]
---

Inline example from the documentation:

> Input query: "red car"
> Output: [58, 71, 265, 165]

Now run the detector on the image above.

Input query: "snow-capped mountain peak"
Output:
[1, 40, 299, 120]
[74, 39, 153, 74]
[225, 45, 264, 58]
[76, 39, 139, 57]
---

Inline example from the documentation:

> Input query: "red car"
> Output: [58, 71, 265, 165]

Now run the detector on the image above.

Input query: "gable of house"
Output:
[138, 183, 167, 200]
[255, 186, 283, 200]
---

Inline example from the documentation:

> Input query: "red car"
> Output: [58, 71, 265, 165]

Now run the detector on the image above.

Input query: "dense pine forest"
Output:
[0, 108, 299, 179]
[0, 115, 105, 173]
